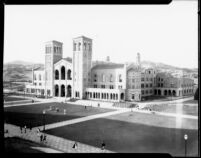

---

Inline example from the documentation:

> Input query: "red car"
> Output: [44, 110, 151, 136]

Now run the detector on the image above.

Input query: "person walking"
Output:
[72, 142, 78, 149]
[101, 141, 105, 151]
[29, 123, 32, 131]
[40, 134, 43, 142]
[24, 125, 27, 133]
[43, 134, 47, 143]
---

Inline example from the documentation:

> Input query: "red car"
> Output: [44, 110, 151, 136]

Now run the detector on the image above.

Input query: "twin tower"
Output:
[44, 36, 92, 98]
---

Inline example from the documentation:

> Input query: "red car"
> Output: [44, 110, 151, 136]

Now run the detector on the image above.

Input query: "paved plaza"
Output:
[4, 95, 198, 154]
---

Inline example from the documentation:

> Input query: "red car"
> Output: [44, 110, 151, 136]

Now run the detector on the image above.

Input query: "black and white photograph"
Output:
[3, 1, 199, 156]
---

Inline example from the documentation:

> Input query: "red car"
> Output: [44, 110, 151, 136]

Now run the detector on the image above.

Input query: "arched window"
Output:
[78, 42, 81, 51]
[67, 69, 72, 80]
[61, 66, 65, 80]
[55, 70, 59, 80]
[61, 85, 65, 97]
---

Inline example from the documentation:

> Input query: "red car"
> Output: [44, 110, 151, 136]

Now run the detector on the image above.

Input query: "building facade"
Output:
[26, 36, 194, 102]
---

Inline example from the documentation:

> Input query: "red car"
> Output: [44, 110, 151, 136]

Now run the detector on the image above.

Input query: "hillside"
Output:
[3, 61, 44, 82]
[3, 60, 198, 82]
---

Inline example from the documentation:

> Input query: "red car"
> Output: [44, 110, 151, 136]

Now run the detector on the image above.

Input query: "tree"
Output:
[194, 88, 199, 100]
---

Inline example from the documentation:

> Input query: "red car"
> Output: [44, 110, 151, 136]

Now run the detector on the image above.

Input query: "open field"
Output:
[4, 137, 45, 153]
[4, 96, 28, 102]
[44, 112, 198, 156]
[182, 99, 198, 104]
[4, 102, 114, 127]
[143, 104, 198, 116]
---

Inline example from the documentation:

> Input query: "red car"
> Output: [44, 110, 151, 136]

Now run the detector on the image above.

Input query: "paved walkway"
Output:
[37, 108, 130, 130]
[4, 123, 114, 153]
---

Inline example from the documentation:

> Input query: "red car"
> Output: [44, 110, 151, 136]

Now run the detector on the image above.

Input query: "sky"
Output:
[4, 1, 198, 68]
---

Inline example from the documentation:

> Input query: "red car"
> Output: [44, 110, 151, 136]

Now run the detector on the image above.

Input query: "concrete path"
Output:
[37, 109, 130, 130]
[4, 123, 114, 153]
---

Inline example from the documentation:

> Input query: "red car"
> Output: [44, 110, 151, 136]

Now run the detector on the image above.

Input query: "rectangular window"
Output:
[110, 85, 114, 89]
[142, 90, 144, 95]
[132, 79, 135, 83]
[101, 85, 105, 88]
[132, 94, 135, 99]
[150, 84, 152, 87]
[141, 78, 144, 81]
[141, 84, 144, 88]
[146, 84, 148, 88]
[39, 83, 41, 86]
[94, 85, 97, 88]
[132, 85, 135, 89]
[161, 83, 163, 87]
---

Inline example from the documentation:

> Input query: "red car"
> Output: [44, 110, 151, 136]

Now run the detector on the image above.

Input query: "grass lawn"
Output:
[4, 137, 45, 153]
[182, 99, 198, 104]
[4, 96, 28, 102]
[44, 112, 198, 156]
[144, 104, 198, 116]
[4, 102, 114, 127]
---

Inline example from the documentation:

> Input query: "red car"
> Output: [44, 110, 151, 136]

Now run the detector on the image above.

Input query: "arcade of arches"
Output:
[154, 88, 193, 97]
[54, 84, 72, 97]
[85, 91, 125, 102]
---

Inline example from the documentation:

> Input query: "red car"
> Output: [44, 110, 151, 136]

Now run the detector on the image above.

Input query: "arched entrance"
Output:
[168, 90, 171, 96]
[67, 69, 72, 80]
[67, 85, 72, 97]
[120, 93, 124, 100]
[61, 85, 65, 97]
[158, 90, 161, 96]
[55, 85, 59, 97]
[172, 90, 176, 96]
[61, 66, 65, 80]
[55, 70, 59, 80]
[154, 89, 157, 95]
[164, 90, 167, 96]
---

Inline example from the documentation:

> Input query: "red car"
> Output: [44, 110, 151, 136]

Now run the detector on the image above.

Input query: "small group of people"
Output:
[40, 134, 47, 143]
[20, 124, 32, 133]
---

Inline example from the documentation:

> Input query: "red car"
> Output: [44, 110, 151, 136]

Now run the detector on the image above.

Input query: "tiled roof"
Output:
[92, 63, 124, 70]
[34, 67, 44, 71]
[63, 57, 72, 63]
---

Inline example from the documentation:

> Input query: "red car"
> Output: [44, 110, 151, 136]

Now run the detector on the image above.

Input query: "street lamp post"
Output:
[43, 110, 46, 131]
[184, 134, 188, 157]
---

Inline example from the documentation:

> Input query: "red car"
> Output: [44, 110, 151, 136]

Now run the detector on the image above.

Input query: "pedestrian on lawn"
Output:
[85, 105, 87, 109]
[73, 142, 78, 149]
[101, 141, 105, 150]
[40, 134, 43, 142]
[24, 125, 27, 133]
[43, 134, 47, 143]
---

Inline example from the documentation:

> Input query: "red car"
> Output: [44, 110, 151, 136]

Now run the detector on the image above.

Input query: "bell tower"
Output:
[44, 40, 63, 97]
[72, 36, 92, 99]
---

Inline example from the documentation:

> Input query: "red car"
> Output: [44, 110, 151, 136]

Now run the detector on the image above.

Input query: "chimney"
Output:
[106, 56, 110, 62]
[136, 53, 141, 66]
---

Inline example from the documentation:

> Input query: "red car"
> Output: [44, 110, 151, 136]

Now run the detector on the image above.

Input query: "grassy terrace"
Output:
[4, 137, 45, 153]
[4, 102, 114, 127]
[4, 96, 29, 102]
[45, 111, 198, 156]
[182, 99, 198, 104]
[143, 104, 198, 116]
